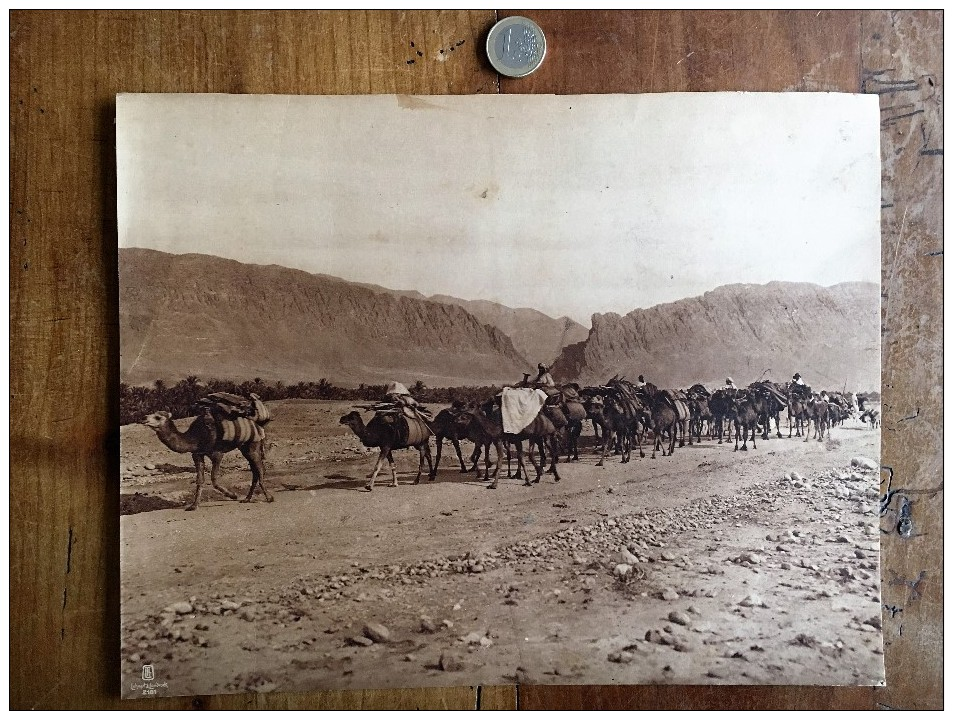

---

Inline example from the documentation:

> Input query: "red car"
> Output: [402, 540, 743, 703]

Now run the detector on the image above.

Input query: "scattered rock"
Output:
[363, 622, 391, 643]
[439, 652, 465, 672]
[686, 605, 700, 615]
[220, 599, 241, 611]
[608, 651, 634, 664]
[780, 562, 792, 570]
[660, 588, 680, 601]
[167, 601, 193, 615]
[404, 653, 416, 662]
[864, 615, 883, 630]
[739, 594, 765, 608]
[851, 456, 878, 471]
[614, 563, 633, 579]
[617, 548, 639, 566]
[144, 463, 156, 471]
[239, 609, 258, 622]
[739, 552, 761, 565]
[348, 636, 374, 647]
[668, 610, 691, 626]
[420, 616, 438, 633]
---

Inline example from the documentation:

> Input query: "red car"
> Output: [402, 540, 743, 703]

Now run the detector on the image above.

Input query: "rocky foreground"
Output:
[121, 452, 885, 696]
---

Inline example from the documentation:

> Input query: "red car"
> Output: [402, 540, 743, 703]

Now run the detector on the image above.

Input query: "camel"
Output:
[727, 390, 759, 452]
[467, 399, 559, 489]
[585, 394, 636, 465]
[431, 403, 481, 474]
[802, 397, 830, 442]
[784, 384, 811, 438]
[547, 385, 588, 463]
[448, 406, 504, 481]
[708, 389, 736, 444]
[143, 410, 272, 511]
[860, 407, 881, 429]
[636, 383, 688, 458]
[339, 411, 434, 490]
[686, 384, 712, 443]
[748, 382, 786, 439]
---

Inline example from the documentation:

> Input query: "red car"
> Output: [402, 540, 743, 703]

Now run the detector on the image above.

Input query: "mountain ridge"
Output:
[550, 280, 880, 392]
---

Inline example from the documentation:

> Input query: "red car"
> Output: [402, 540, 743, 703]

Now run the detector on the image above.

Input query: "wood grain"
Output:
[497, 10, 861, 94]
[10, 9, 941, 710]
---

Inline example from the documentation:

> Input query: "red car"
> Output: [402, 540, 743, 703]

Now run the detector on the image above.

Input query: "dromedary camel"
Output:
[339, 411, 434, 490]
[143, 410, 273, 511]
[431, 403, 482, 474]
[467, 399, 559, 489]
[727, 390, 759, 452]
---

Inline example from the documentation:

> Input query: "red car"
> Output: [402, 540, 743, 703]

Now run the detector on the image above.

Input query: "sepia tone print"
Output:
[118, 93, 884, 697]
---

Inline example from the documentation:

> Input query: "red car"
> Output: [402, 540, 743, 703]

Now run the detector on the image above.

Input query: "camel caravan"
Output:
[142, 367, 876, 510]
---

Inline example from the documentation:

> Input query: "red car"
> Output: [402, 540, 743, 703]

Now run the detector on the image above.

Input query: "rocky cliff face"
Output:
[119, 249, 531, 386]
[428, 295, 589, 367]
[550, 282, 880, 392]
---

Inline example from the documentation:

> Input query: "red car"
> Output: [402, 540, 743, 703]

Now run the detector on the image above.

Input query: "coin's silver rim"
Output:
[485, 15, 547, 79]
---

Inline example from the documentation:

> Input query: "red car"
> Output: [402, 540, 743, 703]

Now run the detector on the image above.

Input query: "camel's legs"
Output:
[414, 446, 426, 484]
[388, 450, 398, 487]
[186, 453, 207, 510]
[470, 443, 483, 475]
[421, 443, 434, 483]
[518, 441, 536, 486]
[207, 451, 238, 500]
[487, 439, 504, 489]
[366, 449, 388, 491]
[545, 434, 559, 475]
[433, 436, 444, 475]
[596, 422, 610, 466]
[241, 441, 273, 502]
[450, 438, 466, 473]
[415, 446, 425, 484]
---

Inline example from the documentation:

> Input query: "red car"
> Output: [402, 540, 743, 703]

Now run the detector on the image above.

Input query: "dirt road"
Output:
[120, 400, 885, 698]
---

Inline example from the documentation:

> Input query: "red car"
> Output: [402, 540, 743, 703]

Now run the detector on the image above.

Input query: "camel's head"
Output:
[142, 411, 173, 430]
[585, 394, 605, 415]
[339, 411, 363, 428]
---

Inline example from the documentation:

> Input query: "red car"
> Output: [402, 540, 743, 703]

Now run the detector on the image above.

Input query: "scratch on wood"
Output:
[888, 569, 927, 602]
[896, 406, 920, 422]
[65, 526, 74, 574]
[881, 108, 925, 125]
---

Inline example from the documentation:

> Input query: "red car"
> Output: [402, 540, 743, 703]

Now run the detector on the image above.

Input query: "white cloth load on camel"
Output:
[500, 386, 548, 435]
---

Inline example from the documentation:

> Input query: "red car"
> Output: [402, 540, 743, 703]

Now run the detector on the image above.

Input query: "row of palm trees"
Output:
[119, 376, 501, 425]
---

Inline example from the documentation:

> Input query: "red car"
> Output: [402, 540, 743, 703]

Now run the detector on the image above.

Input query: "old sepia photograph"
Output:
[117, 92, 884, 698]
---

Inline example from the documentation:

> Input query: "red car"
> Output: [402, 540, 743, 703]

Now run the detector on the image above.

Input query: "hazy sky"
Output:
[118, 93, 881, 325]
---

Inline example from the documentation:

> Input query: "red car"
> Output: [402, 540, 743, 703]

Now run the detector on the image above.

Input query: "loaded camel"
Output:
[640, 383, 688, 458]
[143, 410, 272, 511]
[431, 402, 482, 474]
[339, 410, 434, 490]
[466, 398, 560, 489]
[726, 389, 760, 452]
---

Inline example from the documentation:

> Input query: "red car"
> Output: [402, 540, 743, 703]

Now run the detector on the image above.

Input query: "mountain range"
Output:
[119, 249, 879, 391]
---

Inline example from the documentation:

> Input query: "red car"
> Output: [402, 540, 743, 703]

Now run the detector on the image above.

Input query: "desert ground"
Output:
[120, 400, 885, 698]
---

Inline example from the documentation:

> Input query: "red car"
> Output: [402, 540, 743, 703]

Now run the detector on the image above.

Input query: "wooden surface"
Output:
[10, 10, 942, 710]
